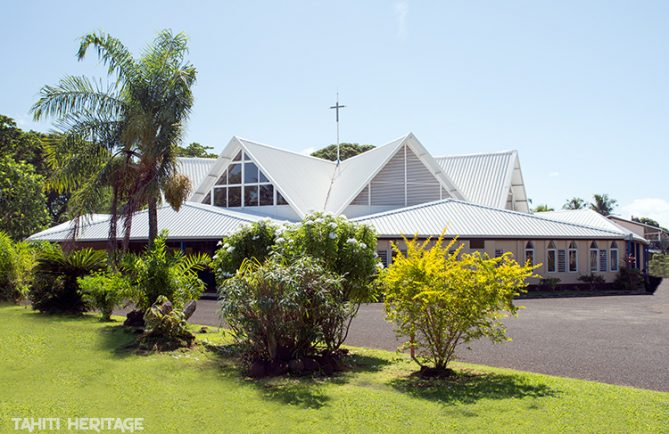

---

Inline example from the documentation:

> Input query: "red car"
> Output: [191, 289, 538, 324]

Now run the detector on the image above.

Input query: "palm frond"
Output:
[32, 76, 125, 121]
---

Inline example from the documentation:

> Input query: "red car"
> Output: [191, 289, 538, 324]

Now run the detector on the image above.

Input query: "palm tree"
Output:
[532, 204, 554, 212]
[590, 194, 617, 216]
[32, 30, 195, 248]
[563, 197, 586, 210]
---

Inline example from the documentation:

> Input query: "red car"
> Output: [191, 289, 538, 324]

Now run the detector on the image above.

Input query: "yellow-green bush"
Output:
[381, 233, 538, 372]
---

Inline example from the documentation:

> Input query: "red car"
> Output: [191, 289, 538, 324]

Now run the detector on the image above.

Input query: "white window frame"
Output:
[209, 150, 287, 208]
[568, 241, 578, 273]
[547, 241, 557, 273]
[589, 241, 599, 272]
[610, 242, 619, 272]
[525, 241, 535, 266]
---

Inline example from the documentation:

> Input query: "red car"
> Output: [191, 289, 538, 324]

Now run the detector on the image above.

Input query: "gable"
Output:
[352, 143, 446, 207]
[434, 150, 529, 212]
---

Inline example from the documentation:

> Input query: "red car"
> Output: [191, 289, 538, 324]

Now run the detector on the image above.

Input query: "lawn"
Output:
[1, 305, 667, 433]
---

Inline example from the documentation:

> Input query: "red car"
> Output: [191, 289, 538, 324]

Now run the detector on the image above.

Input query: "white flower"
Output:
[346, 238, 357, 244]
[329, 222, 338, 229]
[213, 254, 219, 260]
[227, 246, 235, 253]
[276, 237, 286, 243]
[376, 262, 384, 269]
[315, 218, 324, 224]
[305, 220, 315, 226]
[359, 242, 367, 249]
[217, 240, 223, 246]
[252, 235, 259, 240]
[328, 232, 336, 239]
[222, 243, 230, 249]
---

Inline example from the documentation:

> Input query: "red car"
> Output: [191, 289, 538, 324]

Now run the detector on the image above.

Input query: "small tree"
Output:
[381, 234, 538, 373]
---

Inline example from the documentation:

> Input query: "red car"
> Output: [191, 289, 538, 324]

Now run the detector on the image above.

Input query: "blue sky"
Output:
[2, 1, 668, 225]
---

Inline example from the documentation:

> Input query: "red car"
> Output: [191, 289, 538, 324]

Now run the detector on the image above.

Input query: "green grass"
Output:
[1, 305, 667, 433]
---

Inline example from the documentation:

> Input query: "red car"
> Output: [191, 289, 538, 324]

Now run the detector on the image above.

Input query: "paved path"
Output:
[175, 282, 669, 392]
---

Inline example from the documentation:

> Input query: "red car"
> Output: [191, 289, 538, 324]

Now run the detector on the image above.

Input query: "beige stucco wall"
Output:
[375, 237, 640, 284]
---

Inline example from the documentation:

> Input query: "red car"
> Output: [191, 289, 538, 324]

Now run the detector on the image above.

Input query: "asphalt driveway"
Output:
[188, 281, 669, 392]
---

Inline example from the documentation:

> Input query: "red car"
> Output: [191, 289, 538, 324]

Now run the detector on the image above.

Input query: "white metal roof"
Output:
[189, 133, 468, 218]
[537, 210, 646, 242]
[177, 157, 216, 191]
[434, 150, 529, 212]
[27, 202, 278, 242]
[354, 199, 635, 240]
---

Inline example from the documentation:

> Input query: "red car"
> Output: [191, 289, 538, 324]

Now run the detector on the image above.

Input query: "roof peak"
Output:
[234, 136, 337, 165]
[434, 149, 517, 159]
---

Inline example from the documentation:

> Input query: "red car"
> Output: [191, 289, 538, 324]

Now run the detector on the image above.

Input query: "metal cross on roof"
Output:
[330, 93, 346, 165]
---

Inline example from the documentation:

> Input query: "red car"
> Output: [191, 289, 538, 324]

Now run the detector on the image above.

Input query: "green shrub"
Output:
[141, 295, 195, 350]
[78, 272, 130, 320]
[122, 231, 210, 311]
[213, 219, 278, 279]
[30, 245, 107, 314]
[381, 234, 538, 373]
[614, 267, 644, 291]
[273, 212, 379, 302]
[215, 212, 381, 355]
[649, 254, 669, 278]
[219, 257, 346, 363]
[540, 277, 561, 290]
[0, 232, 36, 302]
[578, 273, 605, 290]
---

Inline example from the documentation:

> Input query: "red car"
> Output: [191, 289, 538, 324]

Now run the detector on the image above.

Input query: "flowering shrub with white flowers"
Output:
[215, 212, 380, 361]
[273, 212, 379, 303]
[212, 219, 279, 282]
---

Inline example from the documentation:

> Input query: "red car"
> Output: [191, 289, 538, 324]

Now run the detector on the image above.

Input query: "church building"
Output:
[29, 133, 649, 285]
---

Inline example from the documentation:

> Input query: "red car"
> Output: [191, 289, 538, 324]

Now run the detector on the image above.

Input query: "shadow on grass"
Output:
[390, 369, 558, 405]
[201, 342, 392, 409]
[97, 324, 142, 358]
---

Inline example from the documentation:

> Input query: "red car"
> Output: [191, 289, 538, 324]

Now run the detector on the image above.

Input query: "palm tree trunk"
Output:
[148, 196, 158, 246]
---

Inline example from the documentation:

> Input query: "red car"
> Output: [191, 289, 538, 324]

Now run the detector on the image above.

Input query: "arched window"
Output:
[589, 241, 599, 272]
[610, 241, 619, 272]
[568, 241, 578, 273]
[547, 241, 557, 273]
[525, 241, 535, 265]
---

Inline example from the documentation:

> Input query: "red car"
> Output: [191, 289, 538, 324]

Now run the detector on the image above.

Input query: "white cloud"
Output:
[300, 146, 316, 156]
[619, 198, 669, 228]
[548, 171, 560, 177]
[394, 0, 409, 40]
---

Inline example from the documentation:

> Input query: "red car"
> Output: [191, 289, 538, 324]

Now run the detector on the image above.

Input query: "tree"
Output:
[632, 216, 660, 228]
[32, 30, 197, 247]
[381, 234, 537, 373]
[0, 156, 50, 239]
[0, 115, 72, 225]
[563, 197, 586, 210]
[590, 194, 617, 216]
[532, 204, 554, 212]
[176, 142, 217, 158]
[311, 143, 375, 161]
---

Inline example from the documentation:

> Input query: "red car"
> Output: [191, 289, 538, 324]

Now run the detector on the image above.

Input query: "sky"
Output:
[1, 1, 668, 226]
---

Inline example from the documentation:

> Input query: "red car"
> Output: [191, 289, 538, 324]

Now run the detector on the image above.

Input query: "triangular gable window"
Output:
[204, 150, 287, 208]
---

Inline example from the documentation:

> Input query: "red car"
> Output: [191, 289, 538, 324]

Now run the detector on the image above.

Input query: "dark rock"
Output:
[248, 361, 266, 378]
[418, 365, 456, 379]
[123, 310, 145, 327]
[183, 300, 197, 320]
[288, 359, 304, 375]
[269, 361, 289, 376]
[199, 326, 208, 334]
[302, 357, 319, 374]
[158, 300, 173, 315]
[321, 361, 335, 376]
